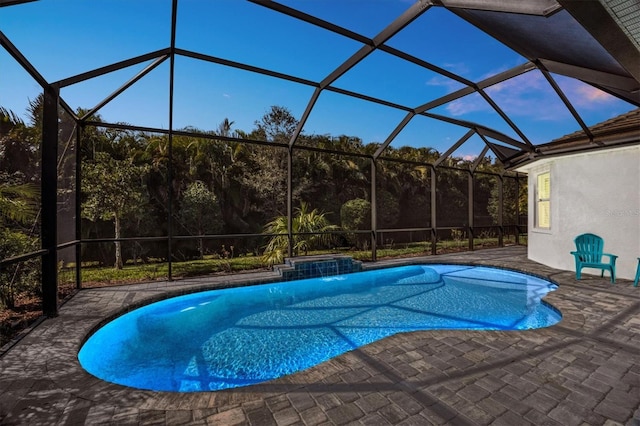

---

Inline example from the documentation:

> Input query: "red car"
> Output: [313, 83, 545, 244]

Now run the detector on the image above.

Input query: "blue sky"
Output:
[1, 0, 636, 159]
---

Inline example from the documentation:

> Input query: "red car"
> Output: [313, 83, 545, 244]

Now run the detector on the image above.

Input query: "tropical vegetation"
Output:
[0, 104, 42, 310]
[0, 98, 526, 319]
[262, 202, 339, 266]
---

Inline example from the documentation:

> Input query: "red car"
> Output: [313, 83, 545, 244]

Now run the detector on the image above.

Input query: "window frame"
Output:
[535, 171, 551, 230]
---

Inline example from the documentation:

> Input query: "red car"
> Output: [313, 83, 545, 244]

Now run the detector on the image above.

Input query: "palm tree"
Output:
[0, 106, 40, 227]
[0, 184, 40, 225]
[262, 202, 338, 266]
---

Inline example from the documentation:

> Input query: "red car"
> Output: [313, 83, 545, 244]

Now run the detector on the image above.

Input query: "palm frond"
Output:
[0, 183, 40, 225]
[262, 202, 340, 264]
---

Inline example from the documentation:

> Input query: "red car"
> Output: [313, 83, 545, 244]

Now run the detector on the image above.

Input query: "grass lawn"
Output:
[61, 235, 525, 286]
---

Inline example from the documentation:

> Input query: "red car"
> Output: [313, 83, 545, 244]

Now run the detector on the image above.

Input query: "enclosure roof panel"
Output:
[1, 0, 638, 169]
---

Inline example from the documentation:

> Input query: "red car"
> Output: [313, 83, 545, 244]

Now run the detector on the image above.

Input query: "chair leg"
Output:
[634, 259, 640, 287]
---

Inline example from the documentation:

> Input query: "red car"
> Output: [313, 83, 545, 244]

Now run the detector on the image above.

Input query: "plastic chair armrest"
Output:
[570, 251, 585, 262]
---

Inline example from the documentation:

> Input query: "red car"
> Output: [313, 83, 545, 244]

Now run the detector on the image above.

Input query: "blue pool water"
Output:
[78, 264, 560, 392]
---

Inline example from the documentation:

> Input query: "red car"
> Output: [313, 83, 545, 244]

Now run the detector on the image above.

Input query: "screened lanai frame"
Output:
[0, 0, 638, 317]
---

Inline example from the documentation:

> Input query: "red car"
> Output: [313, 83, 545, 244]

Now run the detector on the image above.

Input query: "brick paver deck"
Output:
[1, 246, 638, 425]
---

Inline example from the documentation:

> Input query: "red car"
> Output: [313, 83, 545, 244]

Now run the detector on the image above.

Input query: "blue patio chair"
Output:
[633, 258, 639, 287]
[570, 233, 618, 283]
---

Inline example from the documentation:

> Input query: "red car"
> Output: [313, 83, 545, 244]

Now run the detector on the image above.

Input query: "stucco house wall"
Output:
[517, 145, 640, 281]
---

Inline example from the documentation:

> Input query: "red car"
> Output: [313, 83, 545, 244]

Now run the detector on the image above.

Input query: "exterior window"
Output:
[536, 172, 550, 229]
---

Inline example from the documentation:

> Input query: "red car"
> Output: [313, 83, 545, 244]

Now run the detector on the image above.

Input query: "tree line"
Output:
[1, 98, 525, 290]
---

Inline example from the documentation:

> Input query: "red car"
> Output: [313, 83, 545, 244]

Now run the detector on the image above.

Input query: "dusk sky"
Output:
[1, 0, 636, 160]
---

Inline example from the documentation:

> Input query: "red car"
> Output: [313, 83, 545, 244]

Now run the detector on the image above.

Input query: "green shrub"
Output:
[340, 198, 370, 249]
[0, 229, 40, 308]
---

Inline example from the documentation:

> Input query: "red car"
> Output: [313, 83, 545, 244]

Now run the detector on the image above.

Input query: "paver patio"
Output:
[1, 246, 638, 425]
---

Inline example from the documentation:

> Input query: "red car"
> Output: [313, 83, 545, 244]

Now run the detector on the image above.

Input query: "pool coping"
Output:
[1, 246, 639, 425]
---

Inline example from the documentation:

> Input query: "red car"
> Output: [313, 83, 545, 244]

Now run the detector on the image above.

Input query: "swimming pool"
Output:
[78, 264, 560, 392]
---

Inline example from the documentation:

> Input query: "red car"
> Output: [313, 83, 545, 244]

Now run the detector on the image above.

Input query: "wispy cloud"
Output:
[425, 75, 463, 92]
[487, 70, 547, 94]
[222, 93, 231, 99]
[442, 62, 471, 77]
[564, 80, 617, 108]
[578, 85, 610, 102]
[477, 65, 512, 82]
[445, 93, 489, 116]
[436, 67, 623, 124]
[484, 71, 564, 121]
[444, 71, 563, 121]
